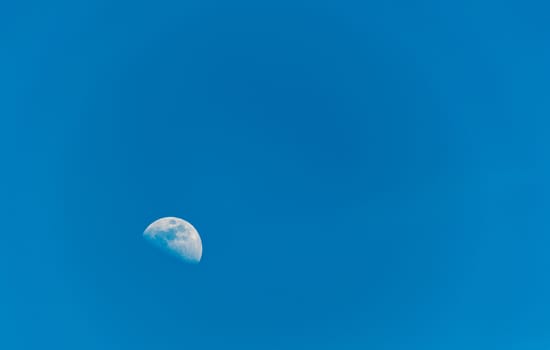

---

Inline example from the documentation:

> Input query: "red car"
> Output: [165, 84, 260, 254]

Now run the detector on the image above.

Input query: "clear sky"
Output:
[2, 0, 550, 349]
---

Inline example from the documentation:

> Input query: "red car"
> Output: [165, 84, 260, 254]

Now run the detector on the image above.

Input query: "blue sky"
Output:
[2, 0, 550, 349]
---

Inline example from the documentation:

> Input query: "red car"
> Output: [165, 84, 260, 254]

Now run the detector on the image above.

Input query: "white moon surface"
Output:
[143, 217, 202, 263]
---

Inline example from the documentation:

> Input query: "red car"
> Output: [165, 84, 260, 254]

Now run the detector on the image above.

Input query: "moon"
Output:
[143, 217, 203, 263]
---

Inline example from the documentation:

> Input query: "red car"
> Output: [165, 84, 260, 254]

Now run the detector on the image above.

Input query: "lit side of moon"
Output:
[143, 217, 203, 263]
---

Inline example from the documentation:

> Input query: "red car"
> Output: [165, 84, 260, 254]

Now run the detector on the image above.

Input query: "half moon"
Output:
[143, 217, 203, 263]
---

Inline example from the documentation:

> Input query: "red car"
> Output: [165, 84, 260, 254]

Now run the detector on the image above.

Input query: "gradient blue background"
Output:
[2, 0, 550, 349]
